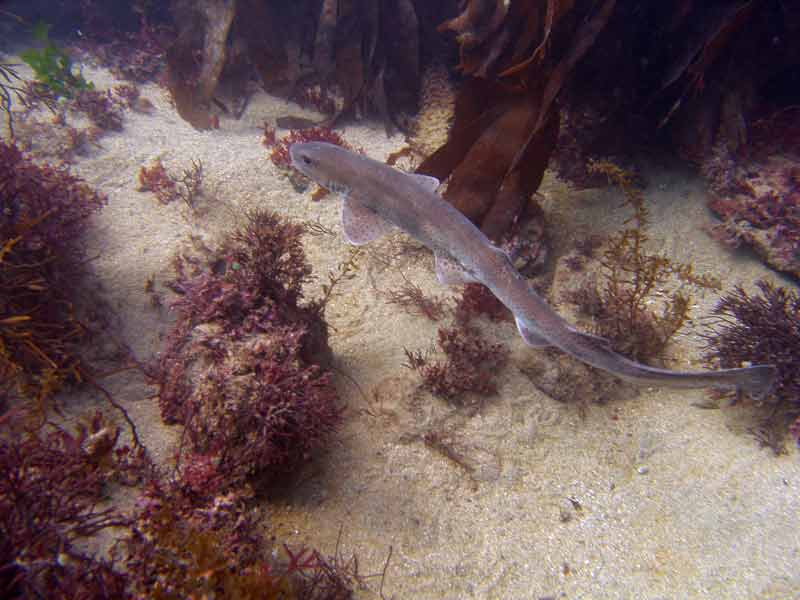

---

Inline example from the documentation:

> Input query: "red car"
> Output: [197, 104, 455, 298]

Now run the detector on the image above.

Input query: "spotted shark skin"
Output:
[290, 141, 777, 398]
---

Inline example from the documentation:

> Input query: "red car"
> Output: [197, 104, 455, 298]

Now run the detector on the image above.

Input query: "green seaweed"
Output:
[20, 21, 94, 99]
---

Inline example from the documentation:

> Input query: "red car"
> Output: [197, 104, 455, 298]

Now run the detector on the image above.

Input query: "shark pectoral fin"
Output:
[434, 252, 478, 285]
[489, 243, 512, 261]
[410, 173, 441, 192]
[341, 198, 394, 245]
[515, 317, 551, 347]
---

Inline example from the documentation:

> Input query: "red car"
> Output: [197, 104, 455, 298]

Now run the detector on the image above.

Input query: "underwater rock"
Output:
[707, 155, 800, 280]
[196, 0, 236, 101]
[166, 0, 235, 129]
[157, 210, 340, 490]
[174, 317, 339, 490]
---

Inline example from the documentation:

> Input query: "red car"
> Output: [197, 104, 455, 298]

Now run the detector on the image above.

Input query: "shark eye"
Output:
[301, 155, 313, 165]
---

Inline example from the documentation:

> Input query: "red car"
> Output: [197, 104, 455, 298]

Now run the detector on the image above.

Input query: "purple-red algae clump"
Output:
[138, 158, 178, 204]
[0, 412, 132, 598]
[122, 476, 363, 600]
[405, 324, 509, 409]
[454, 283, 512, 325]
[706, 155, 800, 280]
[703, 280, 800, 447]
[0, 141, 106, 413]
[0, 140, 106, 253]
[156, 209, 340, 491]
[265, 126, 351, 171]
[395, 282, 512, 408]
[72, 88, 125, 131]
[0, 200, 361, 597]
[0, 406, 362, 599]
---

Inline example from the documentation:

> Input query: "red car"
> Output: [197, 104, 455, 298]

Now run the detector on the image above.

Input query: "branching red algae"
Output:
[124, 480, 364, 600]
[266, 126, 352, 171]
[138, 159, 178, 204]
[405, 325, 509, 408]
[0, 413, 132, 598]
[138, 158, 204, 210]
[384, 279, 447, 322]
[703, 280, 800, 447]
[0, 407, 363, 599]
[0, 202, 364, 597]
[398, 280, 512, 408]
[0, 141, 106, 418]
[156, 209, 340, 491]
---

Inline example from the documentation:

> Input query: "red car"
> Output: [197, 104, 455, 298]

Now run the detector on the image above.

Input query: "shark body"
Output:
[290, 142, 776, 398]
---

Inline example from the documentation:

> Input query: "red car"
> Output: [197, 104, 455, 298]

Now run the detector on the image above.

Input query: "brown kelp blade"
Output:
[418, 0, 615, 239]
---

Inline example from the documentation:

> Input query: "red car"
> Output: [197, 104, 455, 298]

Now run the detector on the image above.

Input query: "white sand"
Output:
[4, 60, 799, 599]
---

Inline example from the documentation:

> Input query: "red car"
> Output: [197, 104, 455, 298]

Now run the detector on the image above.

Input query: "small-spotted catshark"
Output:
[290, 142, 777, 398]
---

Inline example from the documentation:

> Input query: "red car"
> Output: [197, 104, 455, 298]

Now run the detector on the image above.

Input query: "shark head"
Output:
[289, 142, 352, 196]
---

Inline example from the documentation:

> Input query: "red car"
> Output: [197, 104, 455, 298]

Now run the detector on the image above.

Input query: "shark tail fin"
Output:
[735, 364, 778, 401]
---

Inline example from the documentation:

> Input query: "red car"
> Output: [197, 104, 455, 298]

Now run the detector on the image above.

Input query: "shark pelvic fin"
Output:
[434, 252, 478, 285]
[572, 328, 615, 352]
[410, 173, 441, 192]
[341, 198, 394, 245]
[515, 317, 552, 347]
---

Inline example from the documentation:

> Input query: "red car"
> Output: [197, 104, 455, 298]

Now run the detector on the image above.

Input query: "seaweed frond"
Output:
[703, 280, 800, 448]
[404, 325, 509, 409]
[0, 141, 106, 419]
[20, 21, 94, 99]
[567, 160, 720, 363]
[319, 246, 362, 312]
[138, 158, 204, 211]
[384, 278, 446, 322]
[0, 62, 28, 138]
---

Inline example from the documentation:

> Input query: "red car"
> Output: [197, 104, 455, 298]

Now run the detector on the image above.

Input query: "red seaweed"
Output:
[384, 280, 447, 322]
[0, 414, 131, 599]
[156, 209, 340, 491]
[454, 283, 512, 325]
[267, 126, 352, 170]
[0, 141, 106, 416]
[703, 280, 800, 447]
[405, 324, 509, 408]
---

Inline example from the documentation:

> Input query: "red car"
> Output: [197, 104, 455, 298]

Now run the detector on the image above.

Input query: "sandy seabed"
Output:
[4, 59, 800, 600]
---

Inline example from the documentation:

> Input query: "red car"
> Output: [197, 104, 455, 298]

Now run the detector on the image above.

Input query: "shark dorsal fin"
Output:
[434, 252, 478, 285]
[410, 173, 441, 192]
[341, 198, 394, 245]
